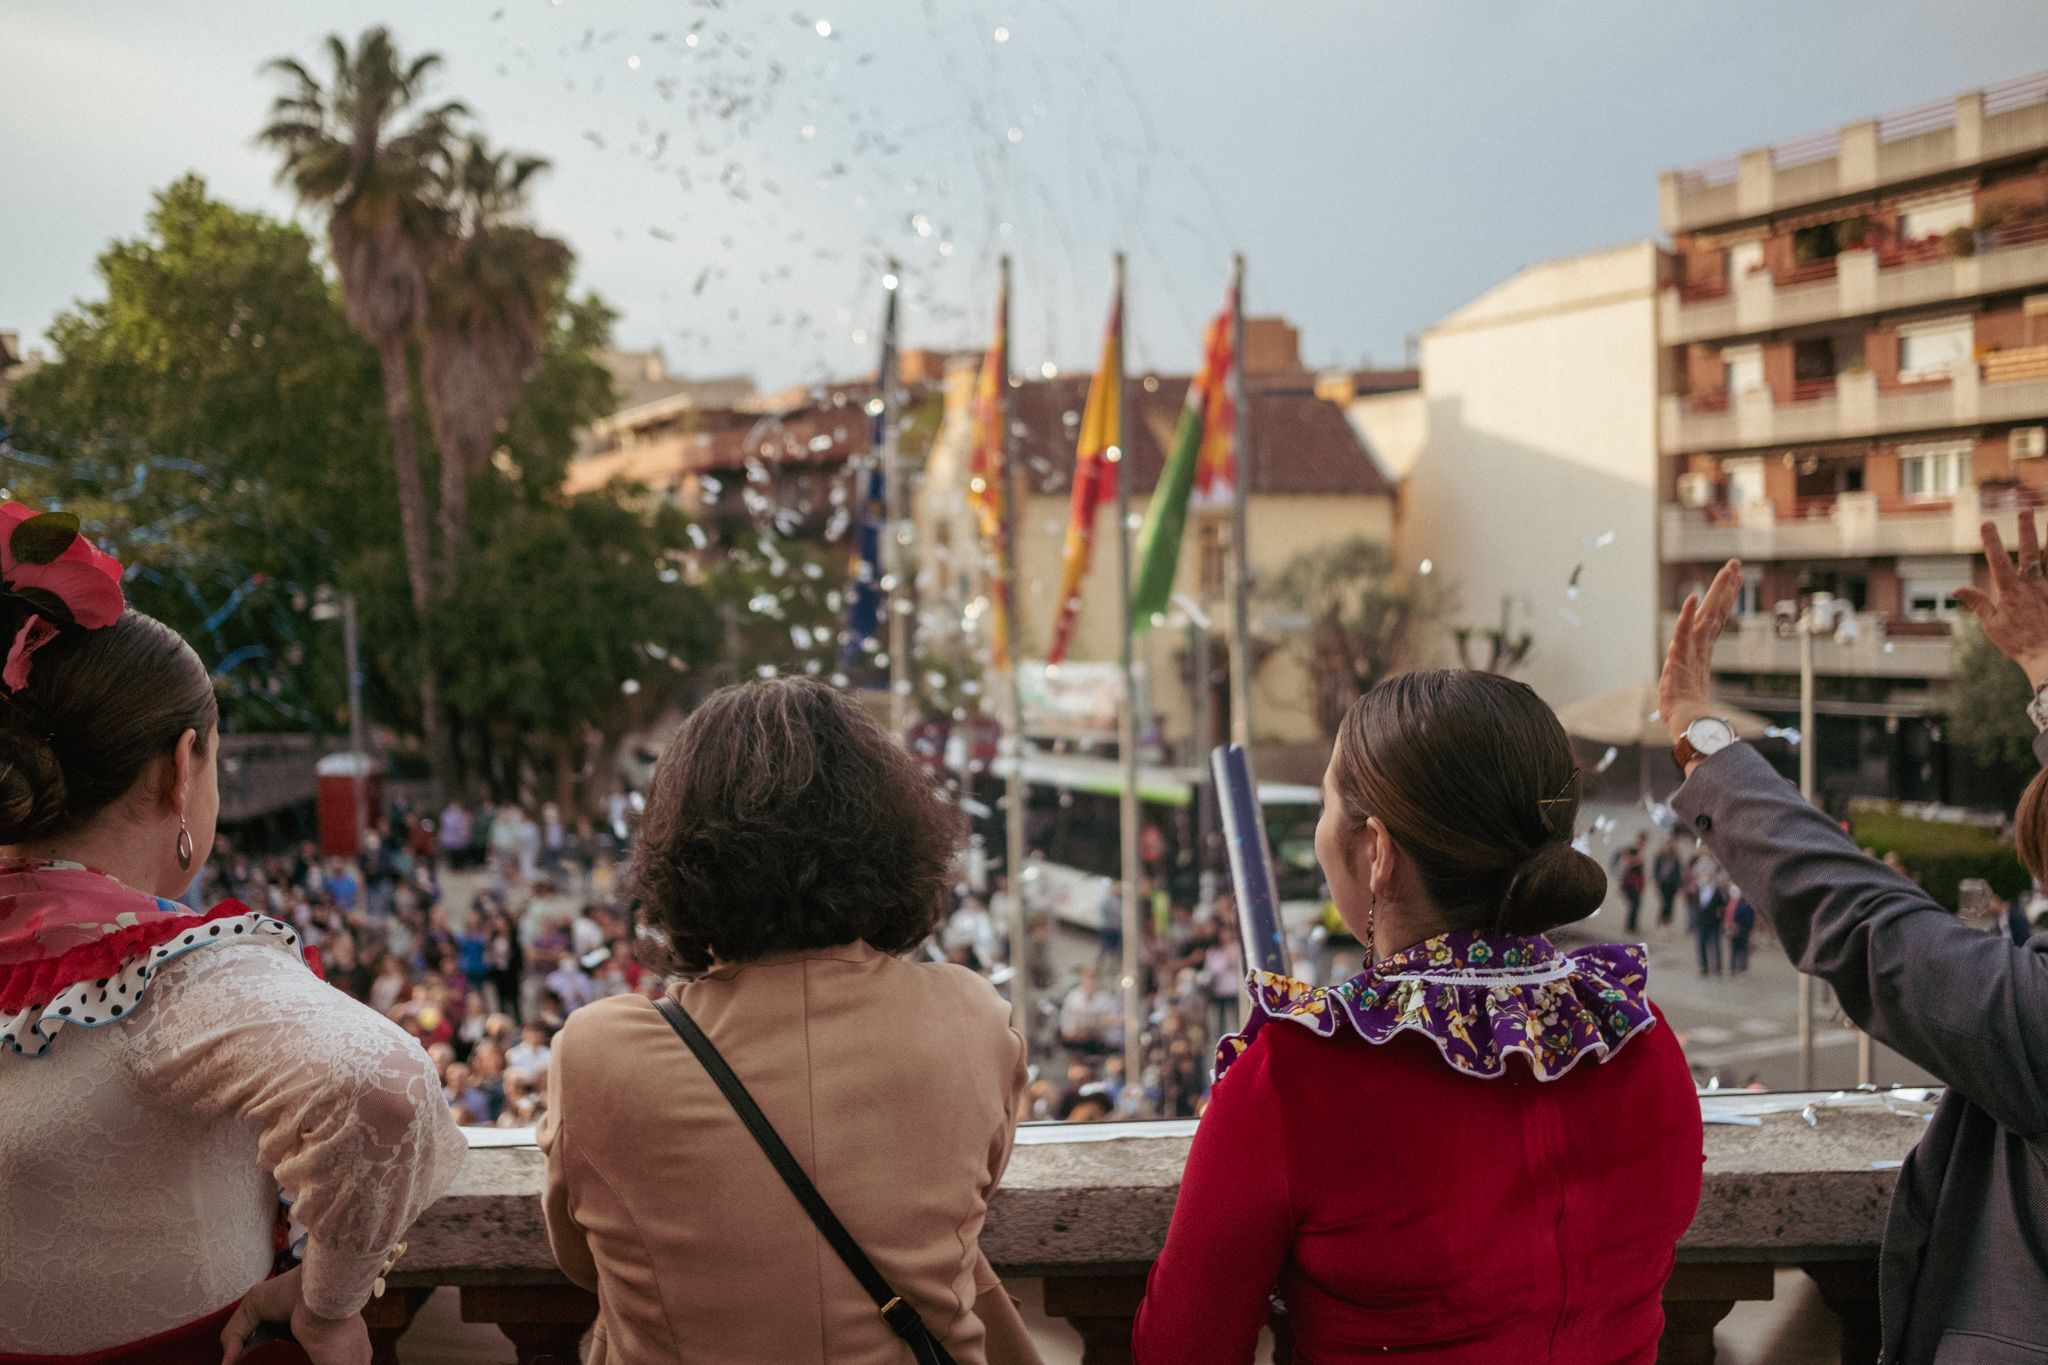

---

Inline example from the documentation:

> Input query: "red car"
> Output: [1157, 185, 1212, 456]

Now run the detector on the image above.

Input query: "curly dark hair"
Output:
[629, 677, 966, 973]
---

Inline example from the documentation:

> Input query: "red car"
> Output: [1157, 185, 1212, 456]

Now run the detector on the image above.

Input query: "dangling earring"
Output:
[1364, 896, 1378, 970]
[175, 819, 194, 872]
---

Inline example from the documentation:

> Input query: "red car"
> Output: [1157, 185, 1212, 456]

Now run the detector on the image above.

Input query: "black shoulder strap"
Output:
[654, 994, 956, 1365]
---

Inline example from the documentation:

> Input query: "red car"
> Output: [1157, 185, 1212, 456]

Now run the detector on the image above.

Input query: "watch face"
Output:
[1688, 718, 1737, 753]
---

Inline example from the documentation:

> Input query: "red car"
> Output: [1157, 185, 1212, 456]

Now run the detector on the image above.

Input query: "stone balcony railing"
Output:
[1659, 79, 2048, 235]
[1662, 365, 2048, 457]
[364, 1092, 1932, 1365]
[1659, 238, 2048, 346]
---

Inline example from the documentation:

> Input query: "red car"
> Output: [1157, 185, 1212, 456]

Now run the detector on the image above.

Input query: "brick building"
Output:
[1659, 71, 2048, 806]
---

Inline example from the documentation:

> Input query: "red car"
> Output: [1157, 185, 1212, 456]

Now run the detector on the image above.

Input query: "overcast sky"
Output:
[7, 1, 2048, 388]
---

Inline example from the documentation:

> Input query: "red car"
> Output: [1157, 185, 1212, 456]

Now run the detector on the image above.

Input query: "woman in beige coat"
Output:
[541, 678, 1042, 1365]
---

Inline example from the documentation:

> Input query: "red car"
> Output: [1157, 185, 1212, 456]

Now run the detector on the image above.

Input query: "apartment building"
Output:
[1659, 71, 2048, 805]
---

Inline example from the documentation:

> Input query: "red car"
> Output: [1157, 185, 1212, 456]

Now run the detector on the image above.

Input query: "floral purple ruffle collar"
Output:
[1216, 929, 1656, 1083]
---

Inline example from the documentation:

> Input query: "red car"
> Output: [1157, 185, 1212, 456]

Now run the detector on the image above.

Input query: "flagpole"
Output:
[1227, 253, 1255, 750]
[995, 256, 1032, 1037]
[1110, 252, 1145, 1105]
[880, 261, 909, 736]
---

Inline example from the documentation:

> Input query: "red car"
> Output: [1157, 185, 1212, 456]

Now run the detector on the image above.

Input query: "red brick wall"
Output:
[1673, 235, 1725, 291]
[1763, 455, 1797, 518]
[1977, 304, 2029, 353]
[1978, 431, 2015, 484]
[1762, 341, 1795, 403]
[1868, 446, 1905, 511]
[1868, 326, 1902, 390]
[1685, 344, 1723, 397]
[1981, 166, 2048, 217]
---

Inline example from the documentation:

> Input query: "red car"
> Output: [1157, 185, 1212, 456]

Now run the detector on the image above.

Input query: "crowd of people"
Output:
[195, 795, 1260, 1132]
[1611, 832, 1762, 977]
[191, 799, 659, 1133]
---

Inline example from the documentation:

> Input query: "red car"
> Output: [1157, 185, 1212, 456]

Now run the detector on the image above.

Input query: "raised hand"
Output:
[1954, 515, 2048, 689]
[1660, 558, 1744, 749]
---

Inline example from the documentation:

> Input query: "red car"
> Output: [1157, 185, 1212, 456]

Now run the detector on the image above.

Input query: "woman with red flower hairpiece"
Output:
[0, 508, 464, 1365]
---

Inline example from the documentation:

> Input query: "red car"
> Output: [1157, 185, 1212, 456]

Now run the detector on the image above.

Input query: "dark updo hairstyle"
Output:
[0, 602, 218, 845]
[629, 677, 966, 974]
[1330, 669, 1607, 937]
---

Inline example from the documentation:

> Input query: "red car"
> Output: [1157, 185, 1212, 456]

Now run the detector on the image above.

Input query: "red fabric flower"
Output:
[0, 504, 126, 692]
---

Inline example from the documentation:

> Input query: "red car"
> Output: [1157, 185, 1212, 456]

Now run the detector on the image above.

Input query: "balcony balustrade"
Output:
[1659, 236, 2048, 346]
[1657, 604, 1954, 681]
[367, 1096, 1928, 1365]
[1662, 364, 2048, 456]
[1660, 77, 2048, 235]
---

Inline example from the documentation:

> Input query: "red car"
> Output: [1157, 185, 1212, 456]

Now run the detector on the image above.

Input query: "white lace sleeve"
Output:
[123, 940, 467, 1318]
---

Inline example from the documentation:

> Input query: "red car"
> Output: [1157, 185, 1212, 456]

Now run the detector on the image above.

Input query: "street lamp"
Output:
[1776, 590, 1873, 1088]
[311, 588, 369, 859]
[1170, 593, 1217, 925]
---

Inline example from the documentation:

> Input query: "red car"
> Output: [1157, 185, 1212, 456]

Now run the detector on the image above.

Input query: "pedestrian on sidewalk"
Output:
[1614, 834, 1649, 935]
[1690, 873, 1725, 976]
[1653, 837, 1685, 929]
[1660, 518, 2048, 1364]
[1727, 889, 1756, 974]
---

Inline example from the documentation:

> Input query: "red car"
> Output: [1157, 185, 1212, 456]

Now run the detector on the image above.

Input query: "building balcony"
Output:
[1659, 488, 2046, 563]
[1659, 606, 1954, 680]
[1660, 233, 2048, 345]
[370, 1098, 1920, 1364]
[1661, 363, 2048, 456]
[1660, 74, 2048, 235]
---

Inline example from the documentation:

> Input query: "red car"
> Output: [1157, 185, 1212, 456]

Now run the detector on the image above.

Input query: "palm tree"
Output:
[422, 136, 573, 588]
[259, 27, 464, 791]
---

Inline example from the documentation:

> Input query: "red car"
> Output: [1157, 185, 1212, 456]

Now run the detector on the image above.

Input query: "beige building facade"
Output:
[1380, 241, 1664, 711]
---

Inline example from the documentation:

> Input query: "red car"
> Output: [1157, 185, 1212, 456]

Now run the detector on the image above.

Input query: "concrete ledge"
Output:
[389, 1095, 1928, 1289]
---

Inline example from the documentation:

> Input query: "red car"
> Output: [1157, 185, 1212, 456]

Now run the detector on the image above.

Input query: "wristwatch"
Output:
[1673, 716, 1737, 770]
[2029, 681, 2048, 734]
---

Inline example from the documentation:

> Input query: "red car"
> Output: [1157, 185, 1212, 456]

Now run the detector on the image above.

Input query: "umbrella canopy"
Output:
[1552, 683, 1773, 749]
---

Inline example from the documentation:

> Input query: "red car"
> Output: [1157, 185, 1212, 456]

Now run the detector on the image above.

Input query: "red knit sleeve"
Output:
[1132, 1026, 1294, 1364]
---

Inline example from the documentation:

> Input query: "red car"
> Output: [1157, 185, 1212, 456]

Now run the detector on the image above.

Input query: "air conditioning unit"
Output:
[2014, 426, 2047, 461]
[1677, 472, 1718, 508]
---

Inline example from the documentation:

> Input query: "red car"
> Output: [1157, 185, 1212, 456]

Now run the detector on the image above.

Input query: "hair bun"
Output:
[1499, 840, 1607, 936]
[0, 727, 67, 844]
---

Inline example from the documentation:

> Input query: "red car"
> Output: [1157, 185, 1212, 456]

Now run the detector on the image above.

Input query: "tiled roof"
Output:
[1008, 376, 1394, 499]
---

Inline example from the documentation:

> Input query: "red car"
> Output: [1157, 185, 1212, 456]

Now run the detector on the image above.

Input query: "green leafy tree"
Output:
[6, 176, 396, 732]
[435, 489, 718, 804]
[1951, 617, 2036, 769]
[1259, 536, 1442, 740]
[11, 177, 706, 807]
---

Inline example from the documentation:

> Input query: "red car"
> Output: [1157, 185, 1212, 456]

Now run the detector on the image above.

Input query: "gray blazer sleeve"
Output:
[1672, 741, 2048, 1135]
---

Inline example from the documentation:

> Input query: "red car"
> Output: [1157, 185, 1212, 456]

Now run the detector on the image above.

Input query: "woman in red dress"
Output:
[1134, 670, 1703, 1364]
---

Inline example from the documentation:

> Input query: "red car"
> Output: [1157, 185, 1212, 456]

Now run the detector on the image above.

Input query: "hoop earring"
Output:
[175, 820, 194, 872]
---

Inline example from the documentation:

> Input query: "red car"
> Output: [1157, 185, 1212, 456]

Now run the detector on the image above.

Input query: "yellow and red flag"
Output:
[1045, 283, 1125, 666]
[966, 275, 1011, 669]
[1131, 280, 1238, 629]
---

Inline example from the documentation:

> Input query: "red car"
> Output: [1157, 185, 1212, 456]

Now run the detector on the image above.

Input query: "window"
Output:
[1793, 337, 1837, 381]
[1728, 240, 1765, 282]
[1900, 194, 1974, 243]
[1722, 344, 1765, 395]
[1897, 441, 1972, 501]
[1725, 457, 1767, 507]
[1899, 556, 1973, 621]
[1793, 222, 1843, 264]
[1896, 316, 1973, 382]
